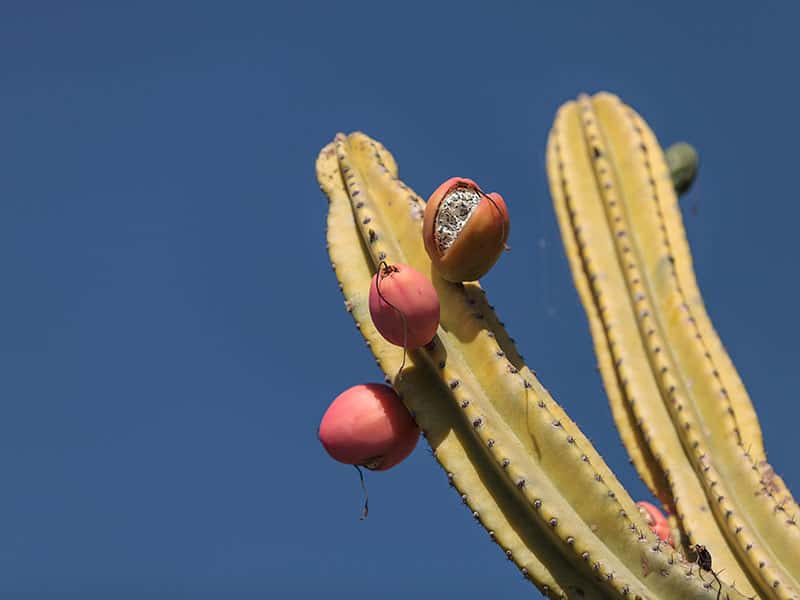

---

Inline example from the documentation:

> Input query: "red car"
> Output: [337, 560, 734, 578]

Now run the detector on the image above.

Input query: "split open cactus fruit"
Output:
[423, 177, 509, 282]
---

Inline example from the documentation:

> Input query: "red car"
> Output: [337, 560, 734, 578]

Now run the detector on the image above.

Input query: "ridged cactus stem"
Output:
[318, 132, 743, 599]
[547, 92, 800, 599]
[547, 99, 748, 592]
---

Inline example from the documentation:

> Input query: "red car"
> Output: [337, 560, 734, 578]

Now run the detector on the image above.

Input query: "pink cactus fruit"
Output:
[319, 383, 420, 471]
[637, 500, 674, 546]
[368, 262, 440, 349]
[422, 177, 510, 282]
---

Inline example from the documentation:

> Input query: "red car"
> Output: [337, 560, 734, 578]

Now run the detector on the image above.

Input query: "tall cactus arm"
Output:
[318, 132, 743, 599]
[547, 92, 800, 600]
[547, 102, 748, 593]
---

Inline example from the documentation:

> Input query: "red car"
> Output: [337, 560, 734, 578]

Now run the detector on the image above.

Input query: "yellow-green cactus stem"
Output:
[547, 91, 800, 599]
[318, 132, 744, 599]
[547, 100, 747, 593]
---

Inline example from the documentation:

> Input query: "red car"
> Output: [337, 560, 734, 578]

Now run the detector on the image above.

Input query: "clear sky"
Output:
[2, 2, 799, 598]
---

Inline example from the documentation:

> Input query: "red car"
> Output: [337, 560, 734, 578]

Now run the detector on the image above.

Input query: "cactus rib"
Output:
[548, 91, 800, 599]
[319, 132, 743, 599]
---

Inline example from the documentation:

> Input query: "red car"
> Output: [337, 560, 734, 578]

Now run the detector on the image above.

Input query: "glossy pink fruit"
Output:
[423, 177, 510, 282]
[368, 263, 439, 349]
[637, 501, 674, 546]
[319, 384, 419, 470]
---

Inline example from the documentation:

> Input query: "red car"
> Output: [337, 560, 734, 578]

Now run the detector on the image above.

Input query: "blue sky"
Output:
[1, 2, 799, 598]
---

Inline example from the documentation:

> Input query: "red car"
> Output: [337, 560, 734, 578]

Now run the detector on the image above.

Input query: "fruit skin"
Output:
[636, 501, 674, 546]
[319, 383, 419, 470]
[368, 263, 439, 349]
[423, 177, 510, 282]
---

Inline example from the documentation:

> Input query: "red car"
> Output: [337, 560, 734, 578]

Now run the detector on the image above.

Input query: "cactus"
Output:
[546, 92, 800, 599]
[316, 91, 797, 598]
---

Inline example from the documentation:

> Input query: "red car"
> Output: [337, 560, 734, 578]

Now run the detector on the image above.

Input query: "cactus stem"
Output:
[320, 132, 746, 599]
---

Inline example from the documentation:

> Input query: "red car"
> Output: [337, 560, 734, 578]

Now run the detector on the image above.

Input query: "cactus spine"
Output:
[318, 132, 744, 598]
[546, 92, 800, 599]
